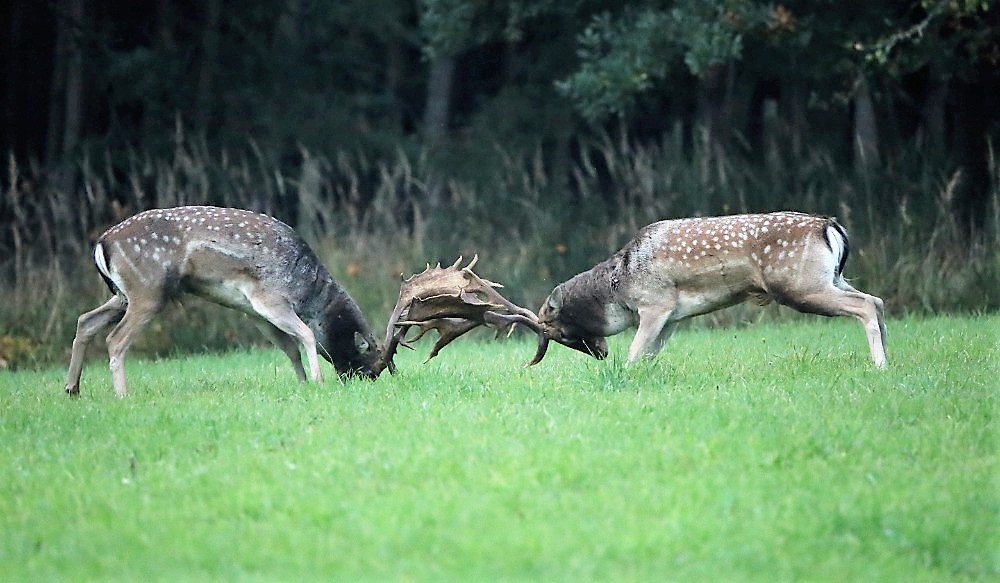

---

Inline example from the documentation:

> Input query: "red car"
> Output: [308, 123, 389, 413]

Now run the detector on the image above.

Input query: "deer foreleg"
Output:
[626, 305, 676, 364]
[249, 297, 323, 383]
[65, 295, 128, 396]
[253, 320, 307, 382]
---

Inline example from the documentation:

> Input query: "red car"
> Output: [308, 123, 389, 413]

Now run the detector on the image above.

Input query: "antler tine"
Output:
[411, 318, 482, 363]
[386, 254, 546, 367]
[484, 311, 549, 367]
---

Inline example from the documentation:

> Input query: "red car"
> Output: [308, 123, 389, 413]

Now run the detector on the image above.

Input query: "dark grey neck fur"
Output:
[298, 269, 379, 373]
[557, 256, 625, 337]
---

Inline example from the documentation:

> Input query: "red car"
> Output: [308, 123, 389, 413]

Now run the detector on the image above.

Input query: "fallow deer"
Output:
[494, 212, 888, 368]
[65, 206, 391, 397]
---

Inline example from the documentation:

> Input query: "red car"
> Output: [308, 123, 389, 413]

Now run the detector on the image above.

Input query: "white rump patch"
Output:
[94, 243, 112, 281]
[826, 225, 847, 271]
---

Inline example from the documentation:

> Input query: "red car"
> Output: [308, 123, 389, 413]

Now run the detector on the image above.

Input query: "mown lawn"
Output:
[1, 314, 997, 581]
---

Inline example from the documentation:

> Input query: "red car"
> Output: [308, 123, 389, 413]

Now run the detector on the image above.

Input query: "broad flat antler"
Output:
[384, 255, 544, 365]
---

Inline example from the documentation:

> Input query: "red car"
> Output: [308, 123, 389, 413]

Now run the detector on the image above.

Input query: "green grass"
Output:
[2, 314, 997, 581]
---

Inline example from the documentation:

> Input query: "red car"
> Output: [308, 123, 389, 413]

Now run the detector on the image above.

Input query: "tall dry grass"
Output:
[1, 127, 997, 368]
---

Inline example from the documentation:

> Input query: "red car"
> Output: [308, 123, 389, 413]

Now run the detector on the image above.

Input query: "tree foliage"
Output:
[1, 0, 997, 223]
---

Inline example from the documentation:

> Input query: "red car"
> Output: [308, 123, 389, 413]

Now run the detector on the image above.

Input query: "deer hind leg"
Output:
[247, 297, 323, 383]
[105, 298, 162, 398]
[626, 304, 677, 364]
[778, 284, 888, 368]
[65, 295, 128, 396]
[253, 320, 307, 382]
[836, 279, 887, 361]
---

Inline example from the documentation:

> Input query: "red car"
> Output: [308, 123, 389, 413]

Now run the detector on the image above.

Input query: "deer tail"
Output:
[824, 219, 850, 278]
[94, 242, 119, 296]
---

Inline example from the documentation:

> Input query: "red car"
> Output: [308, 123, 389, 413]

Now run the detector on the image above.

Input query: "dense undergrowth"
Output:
[1, 129, 997, 369]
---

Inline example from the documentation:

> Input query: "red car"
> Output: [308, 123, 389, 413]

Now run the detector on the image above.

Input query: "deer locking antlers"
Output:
[69, 208, 886, 397]
[383, 255, 546, 365]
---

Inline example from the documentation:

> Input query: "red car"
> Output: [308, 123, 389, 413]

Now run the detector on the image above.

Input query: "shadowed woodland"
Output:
[1, 0, 998, 368]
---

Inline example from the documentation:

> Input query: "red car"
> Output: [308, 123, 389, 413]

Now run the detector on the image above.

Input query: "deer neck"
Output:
[306, 277, 376, 367]
[560, 257, 634, 336]
[303, 276, 360, 336]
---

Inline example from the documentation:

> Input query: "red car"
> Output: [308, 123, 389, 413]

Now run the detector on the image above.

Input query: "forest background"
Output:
[1, 0, 998, 368]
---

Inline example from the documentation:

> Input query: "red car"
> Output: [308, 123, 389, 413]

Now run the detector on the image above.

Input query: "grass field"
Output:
[1, 314, 997, 581]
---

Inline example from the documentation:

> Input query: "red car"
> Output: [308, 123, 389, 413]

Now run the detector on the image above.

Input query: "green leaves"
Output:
[556, 2, 761, 122]
[419, 0, 570, 60]
[556, 8, 673, 121]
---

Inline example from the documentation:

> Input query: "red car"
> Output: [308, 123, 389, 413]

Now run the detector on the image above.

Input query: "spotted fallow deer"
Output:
[65, 206, 391, 397]
[493, 212, 888, 368]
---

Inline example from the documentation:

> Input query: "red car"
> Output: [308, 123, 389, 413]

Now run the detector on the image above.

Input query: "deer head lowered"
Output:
[492, 212, 888, 368]
[383, 255, 542, 364]
[65, 206, 392, 397]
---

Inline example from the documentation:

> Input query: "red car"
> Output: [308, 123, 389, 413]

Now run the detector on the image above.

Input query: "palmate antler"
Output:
[383, 255, 546, 365]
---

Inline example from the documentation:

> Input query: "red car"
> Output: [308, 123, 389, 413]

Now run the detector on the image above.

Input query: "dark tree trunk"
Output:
[144, 0, 177, 145]
[746, 79, 779, 161]
[60, 0, 84, 161]
[950, 78, 994, 237]
[44, 0, 85, 195]
[421, 54, 457, 210]
[384, 39, 404, 134]
[695, 64, 728, 161]
[196, 0, 222, 133]
[3, 2, 27, 157]
[45, 0, 70, 171]
[921, 69, 949, 155]
[423, 55, 455, 142]
[853, 76, 879, 172]
[780, 82, 808, 160]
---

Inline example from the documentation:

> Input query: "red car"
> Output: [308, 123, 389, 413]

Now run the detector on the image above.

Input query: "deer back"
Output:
[611, 212, 844, 313]
[99, 207, 309, 302]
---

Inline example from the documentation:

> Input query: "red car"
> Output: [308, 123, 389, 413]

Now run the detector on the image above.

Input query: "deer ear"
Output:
[354, 331, 370, 352]
[547, 285, 564, 313]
